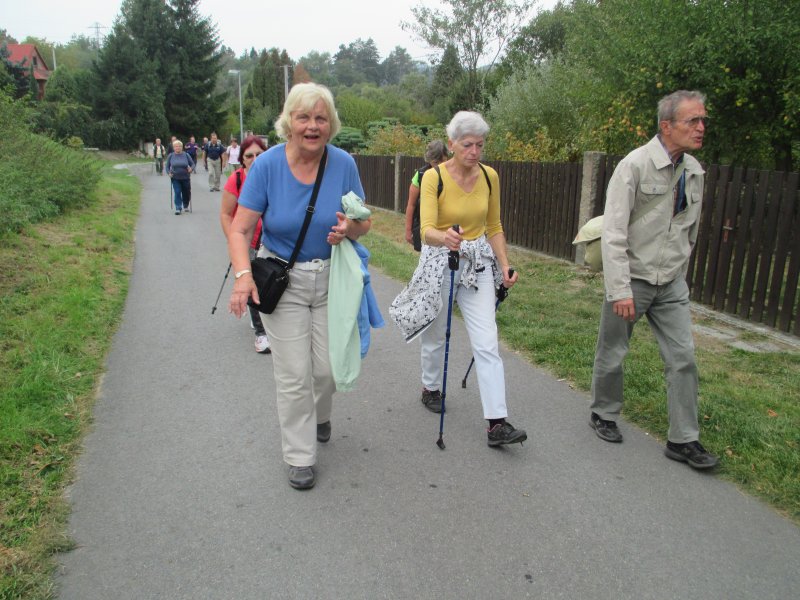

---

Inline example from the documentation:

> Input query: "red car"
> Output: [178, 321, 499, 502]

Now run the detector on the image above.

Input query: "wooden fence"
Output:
[353, 153, 800, 335]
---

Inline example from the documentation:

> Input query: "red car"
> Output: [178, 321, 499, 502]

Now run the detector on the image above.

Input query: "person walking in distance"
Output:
[204, 132, 226, 191]
[166, 139, 194, 215]
[404, 140, 448, 252]
[589, 90, 718, 470]
[225, 137, 241, 175]
[185, 136, 199, 175]
[153, 138, 167, 175]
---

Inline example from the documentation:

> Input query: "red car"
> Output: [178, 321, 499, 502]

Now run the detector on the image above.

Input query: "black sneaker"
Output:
[664, 440, 719, 470]
[590, 412, 623, 443]
[487, 422, 527, 447]
[421, 389, 442, 413]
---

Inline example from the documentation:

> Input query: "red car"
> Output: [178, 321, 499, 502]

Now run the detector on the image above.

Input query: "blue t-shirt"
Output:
[238, 143, 365, 262]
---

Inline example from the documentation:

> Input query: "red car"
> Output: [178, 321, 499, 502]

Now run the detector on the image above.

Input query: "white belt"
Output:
[292, 258, 330, 272]
[259, 248, 329, 272]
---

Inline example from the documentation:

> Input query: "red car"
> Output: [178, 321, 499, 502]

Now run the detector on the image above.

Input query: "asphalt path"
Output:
[56, 165, 800, 599]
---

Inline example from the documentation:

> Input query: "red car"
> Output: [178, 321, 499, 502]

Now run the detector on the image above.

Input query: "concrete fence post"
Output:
[394, 153, 401, 212]
[575, 151, 605, 266]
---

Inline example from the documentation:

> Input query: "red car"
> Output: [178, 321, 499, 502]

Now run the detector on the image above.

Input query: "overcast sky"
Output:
[1, 0, 543, 63]
[2, 1, 558, 63]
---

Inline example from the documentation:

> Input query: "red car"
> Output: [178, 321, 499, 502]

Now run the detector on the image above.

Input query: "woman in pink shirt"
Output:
[220, 135, 270, 353]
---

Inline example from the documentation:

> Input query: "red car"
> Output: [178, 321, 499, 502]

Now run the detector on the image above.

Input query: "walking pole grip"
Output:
[497, 267, 515, 302]
[448, 225, 460, 271]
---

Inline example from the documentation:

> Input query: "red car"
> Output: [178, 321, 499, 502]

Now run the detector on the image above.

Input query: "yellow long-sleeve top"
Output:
[419, 163, 503, 242]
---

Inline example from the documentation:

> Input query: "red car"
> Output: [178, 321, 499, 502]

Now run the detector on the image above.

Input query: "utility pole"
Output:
[88, 22, 108, 49]
[282, 65, 291, 100]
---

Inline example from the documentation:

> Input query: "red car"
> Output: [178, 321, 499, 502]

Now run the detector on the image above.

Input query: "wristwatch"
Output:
[234, 269, 251, 279]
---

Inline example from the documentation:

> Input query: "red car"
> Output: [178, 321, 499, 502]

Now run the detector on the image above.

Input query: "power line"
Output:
[87, 22, 109, 48]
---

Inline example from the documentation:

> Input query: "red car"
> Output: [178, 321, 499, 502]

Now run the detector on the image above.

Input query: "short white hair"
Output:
[274, 83, 341, 141]
[446, 111, 490, 141]
[658, 90, 706, 123]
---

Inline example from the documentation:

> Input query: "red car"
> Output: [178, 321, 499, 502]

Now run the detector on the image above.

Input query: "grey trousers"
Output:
[208, 158, 222, 190]
[590, 277, 699, 443]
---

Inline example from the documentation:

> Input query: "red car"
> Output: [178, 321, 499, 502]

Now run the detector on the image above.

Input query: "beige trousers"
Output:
[262, 263, 333, 467]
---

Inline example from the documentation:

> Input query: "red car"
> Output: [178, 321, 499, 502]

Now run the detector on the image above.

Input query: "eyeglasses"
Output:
[674, 116, 710, 128]
[243, 152, 262, 159]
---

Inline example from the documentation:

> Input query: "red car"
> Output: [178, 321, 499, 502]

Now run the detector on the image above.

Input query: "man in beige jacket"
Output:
[589, 90, 718, 470]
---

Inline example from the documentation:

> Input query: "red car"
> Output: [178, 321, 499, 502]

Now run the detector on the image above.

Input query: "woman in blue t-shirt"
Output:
[227, 83, 371, 490]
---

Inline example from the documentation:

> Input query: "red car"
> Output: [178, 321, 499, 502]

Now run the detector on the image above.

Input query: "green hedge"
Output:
[0, 93, 102, 237]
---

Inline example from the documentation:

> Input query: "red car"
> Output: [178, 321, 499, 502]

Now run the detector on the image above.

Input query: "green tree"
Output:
[53, 35, 98, 70]
[491, 0, 800, 169]
[250, 48, 291, 114]
[563, 0, 800, 169]
[498, 1, 571, 76]
[0, 42, 36, 100]
[381, 46, 415, 85]
[297, 51, 335, 86]
[90, 21, 167, 148]
[428, 44, 466, 122]
[403, 0, 534, 109]
[335, 91, 382, 133]
[334, 38, 381, 87]
[166, 0, 226, 138]
[89, 0, 226, 146]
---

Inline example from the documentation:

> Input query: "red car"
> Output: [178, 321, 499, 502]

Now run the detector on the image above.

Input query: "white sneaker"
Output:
[254, 335, 271, 354]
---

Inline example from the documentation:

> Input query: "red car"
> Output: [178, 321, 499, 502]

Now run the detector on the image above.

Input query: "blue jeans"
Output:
[171, 178, 191, 210]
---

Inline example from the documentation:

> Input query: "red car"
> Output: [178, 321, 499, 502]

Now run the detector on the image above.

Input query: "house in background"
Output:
[5, 43, 51, 99]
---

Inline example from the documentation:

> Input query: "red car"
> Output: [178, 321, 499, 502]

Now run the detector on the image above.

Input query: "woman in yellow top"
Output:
[417, 111, 526, 447]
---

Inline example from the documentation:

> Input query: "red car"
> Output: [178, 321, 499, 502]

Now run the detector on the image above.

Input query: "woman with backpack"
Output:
[220, 135, 271, 354]
[404, 140, 448, 251]
[391, 111, 527, 448]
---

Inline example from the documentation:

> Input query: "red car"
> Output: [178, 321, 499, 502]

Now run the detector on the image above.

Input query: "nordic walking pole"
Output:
[437, 225, 460, 450]
[211, 263, 232, 314]
[461, 267, 514, 388]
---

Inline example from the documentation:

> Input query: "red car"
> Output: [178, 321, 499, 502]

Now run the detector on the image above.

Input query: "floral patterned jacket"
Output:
[389, 237, 502, 342]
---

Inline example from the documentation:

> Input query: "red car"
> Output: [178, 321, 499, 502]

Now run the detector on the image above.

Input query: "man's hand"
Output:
[613, 298, 636, 321]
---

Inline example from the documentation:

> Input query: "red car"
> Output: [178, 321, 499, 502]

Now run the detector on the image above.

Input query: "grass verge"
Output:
[0, 167, 140, 599]
[367, 207, 800, 522]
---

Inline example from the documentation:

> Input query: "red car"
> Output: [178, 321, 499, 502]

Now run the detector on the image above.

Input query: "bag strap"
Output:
[285, 145, 328, 269]
[630, 162, 686, 225]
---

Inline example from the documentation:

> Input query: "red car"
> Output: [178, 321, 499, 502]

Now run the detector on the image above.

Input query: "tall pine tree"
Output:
[90, 0, 225, 147]
[165, 0, 225, 137]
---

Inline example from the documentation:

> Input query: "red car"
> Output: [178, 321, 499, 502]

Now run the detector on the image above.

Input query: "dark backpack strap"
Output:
[235, 169, 242, 194]
[478, 163, 492, 194]
[434, 165, 443, 198]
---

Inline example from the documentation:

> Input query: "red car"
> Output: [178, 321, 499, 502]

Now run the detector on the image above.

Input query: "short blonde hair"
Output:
[274, 83, 341, 141]
[172, 139, 183, 149]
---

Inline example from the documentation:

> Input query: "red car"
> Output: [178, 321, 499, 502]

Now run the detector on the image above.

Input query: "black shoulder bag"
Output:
[248, 146, 328, 315]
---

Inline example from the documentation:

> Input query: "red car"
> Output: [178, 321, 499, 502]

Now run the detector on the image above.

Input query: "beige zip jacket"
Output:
[601, 135, 705, 302]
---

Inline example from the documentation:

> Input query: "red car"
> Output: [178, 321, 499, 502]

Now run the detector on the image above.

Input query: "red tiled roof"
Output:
[5, 43, 50, 81]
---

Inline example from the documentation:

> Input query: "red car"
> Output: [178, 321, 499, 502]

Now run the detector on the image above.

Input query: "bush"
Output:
[331, 126, 366, 153]
[0, 93, 103, 237]
[362, 123, 447, 157]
